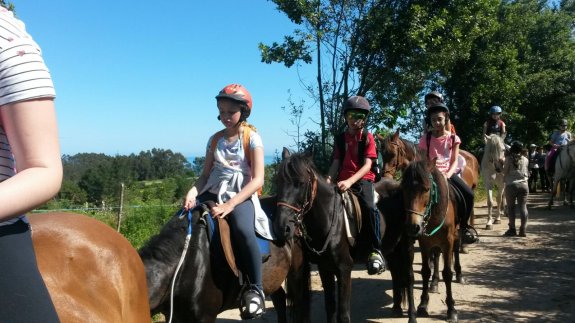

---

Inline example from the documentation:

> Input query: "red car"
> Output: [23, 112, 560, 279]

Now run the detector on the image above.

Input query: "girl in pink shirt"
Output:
[418, 103, 476, 244]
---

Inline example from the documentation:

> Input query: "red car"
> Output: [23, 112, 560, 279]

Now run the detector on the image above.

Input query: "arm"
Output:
[500, 122, 507, 139]
[483, 122, 489, 142]
[337, 158, 372, 191]
[326, 159, 340, 184]
[183, 142, 215, 210]
[446, 143, 460, 178]
[211, 145, 265, 218]
[0, 99, 62, 221]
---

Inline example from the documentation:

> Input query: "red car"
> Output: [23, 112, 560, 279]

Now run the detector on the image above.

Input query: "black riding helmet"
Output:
[424, 91, 444, 103]
[427, 102, 450, 116]
[342, 96, 371, 114]
[510, 141, 524, 154]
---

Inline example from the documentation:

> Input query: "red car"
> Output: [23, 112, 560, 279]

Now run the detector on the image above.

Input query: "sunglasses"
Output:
[347, 111, 367, 120]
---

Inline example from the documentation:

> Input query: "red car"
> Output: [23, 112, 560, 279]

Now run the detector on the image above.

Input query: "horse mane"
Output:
[483, 134, 504, 162]
[402, 160, 449, 212]
[138, 211, 190, 263]
[277, 152, 322, 184]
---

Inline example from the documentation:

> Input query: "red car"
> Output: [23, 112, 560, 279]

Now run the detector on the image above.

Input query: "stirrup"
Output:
[462, 225, 479, 244]
[239, 287, 265, 320]
[367, 251, 385, 275]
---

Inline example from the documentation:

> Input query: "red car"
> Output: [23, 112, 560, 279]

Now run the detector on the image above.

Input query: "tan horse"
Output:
[30, 212, 150, 323]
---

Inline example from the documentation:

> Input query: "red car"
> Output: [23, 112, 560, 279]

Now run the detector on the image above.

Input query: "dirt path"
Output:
[216, 193, 575, 322]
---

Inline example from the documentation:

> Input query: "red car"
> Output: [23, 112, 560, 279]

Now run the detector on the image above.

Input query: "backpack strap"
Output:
[209, 130, 226, 158]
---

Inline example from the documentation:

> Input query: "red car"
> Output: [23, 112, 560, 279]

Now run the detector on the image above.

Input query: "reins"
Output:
[167, 206, 198, 323]
[276, 170, 339, 256]
[406, 173, 447, 237]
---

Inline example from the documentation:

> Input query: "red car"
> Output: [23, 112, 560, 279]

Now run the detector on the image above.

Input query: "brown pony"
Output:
[402, 159, 464, 322]
[29, 212, 150, 323]
[378, 130, 479, 191]
[377, 130, 479, 224]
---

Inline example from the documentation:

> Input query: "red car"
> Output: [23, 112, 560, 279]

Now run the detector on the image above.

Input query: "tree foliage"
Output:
[58, 149, 192, 205]
[262, 0, 575, 157]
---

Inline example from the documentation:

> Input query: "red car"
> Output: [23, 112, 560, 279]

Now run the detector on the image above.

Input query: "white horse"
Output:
[481, 134, 507, 229]
[548, 141, 575, 209]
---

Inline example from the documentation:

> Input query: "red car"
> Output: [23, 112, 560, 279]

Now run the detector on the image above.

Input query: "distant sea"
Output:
[187, 156, 277, 166]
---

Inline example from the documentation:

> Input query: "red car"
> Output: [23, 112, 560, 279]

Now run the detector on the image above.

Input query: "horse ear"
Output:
[393, 129, 400, 140]
[282, 147, 291, 160]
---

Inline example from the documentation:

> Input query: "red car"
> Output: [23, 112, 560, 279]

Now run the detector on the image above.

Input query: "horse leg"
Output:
[485, 189, 494, 230]
[442, 247, 458, 323]
[548, 178, 558, 209]
[336, 261, 353, 323]
[416, 247, 431, 317]
[429, 249, 440, 293]
[494, 187, 503, 224]
[453, 236, 467, 284]
[270, 288, 287, 323]
[317, 266, 338, 323]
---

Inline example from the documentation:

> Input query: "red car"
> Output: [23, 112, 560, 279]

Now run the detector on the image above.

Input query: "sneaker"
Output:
[367, 251, 385, 275]
[240, 286, 265, 320]
[503, 229, 517, 237]
[462, 226, 479, 244]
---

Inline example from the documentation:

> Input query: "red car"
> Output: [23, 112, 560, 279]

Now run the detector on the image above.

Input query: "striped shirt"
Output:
[0, 8, 56, 225]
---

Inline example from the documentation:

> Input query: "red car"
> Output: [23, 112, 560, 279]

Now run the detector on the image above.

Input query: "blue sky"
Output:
[15, 1, 316, 158]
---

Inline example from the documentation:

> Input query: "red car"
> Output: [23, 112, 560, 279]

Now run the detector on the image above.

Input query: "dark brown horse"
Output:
[29, 212, 150, 323]
[139, 196, 310, 323]
[274, 149, 416, 323]
[402, 159, 464, 322]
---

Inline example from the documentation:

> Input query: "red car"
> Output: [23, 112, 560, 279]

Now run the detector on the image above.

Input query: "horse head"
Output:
[274, 148, 318, 243]
[379, 129, 404, 178]
[484, 134, 506, 173]
[401, 158, 448, 238]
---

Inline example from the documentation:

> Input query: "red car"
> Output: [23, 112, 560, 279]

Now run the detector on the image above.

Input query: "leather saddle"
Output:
[201, 201, 271, 278]
[341, 191, 362, 246]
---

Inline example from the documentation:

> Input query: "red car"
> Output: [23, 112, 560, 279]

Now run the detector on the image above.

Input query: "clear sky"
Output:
[14, 1, 316, 158]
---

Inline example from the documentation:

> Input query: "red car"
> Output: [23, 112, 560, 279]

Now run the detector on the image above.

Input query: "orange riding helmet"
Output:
[216, 84, 253, 118]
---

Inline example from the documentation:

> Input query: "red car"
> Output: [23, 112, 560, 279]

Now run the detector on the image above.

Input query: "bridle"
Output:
[276, 170, 339, 256]
[276, 172, 318, 218]
[406, 173, 447, 237]
[382, 136, 418, 178]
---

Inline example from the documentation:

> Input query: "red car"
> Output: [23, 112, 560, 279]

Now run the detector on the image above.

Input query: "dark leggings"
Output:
[198, 193, 262, 290]
[449, 175, 474, 227]
[0, 220, 60, 322]
[351, 179, 384, 250]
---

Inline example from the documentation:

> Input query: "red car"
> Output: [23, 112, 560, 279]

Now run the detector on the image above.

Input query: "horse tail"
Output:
[286, 248, 311, 323]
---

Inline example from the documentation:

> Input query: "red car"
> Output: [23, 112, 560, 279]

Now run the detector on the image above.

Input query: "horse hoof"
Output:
[460, 246, 469, 254]
[447, 310, 459, 323]
[456, 275, 468, 284]
[485, 224, 492, 230]
[391, 306, 403, 317]
[429, 283, 439, 294]
[494, 219, 501, 224]
[417, 307, 429, 317]
[408, 317, 417, 323]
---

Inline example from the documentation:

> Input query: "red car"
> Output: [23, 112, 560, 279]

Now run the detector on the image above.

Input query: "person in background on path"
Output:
[527, 144, 539, 193]
[483, 105, 507, 142]
[503, 141, 529, 237]
[327, 95, 386, 275]
[537, 145, 550, 192]
[0, 6, 62, 322]
[183, 84, 267, 319]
